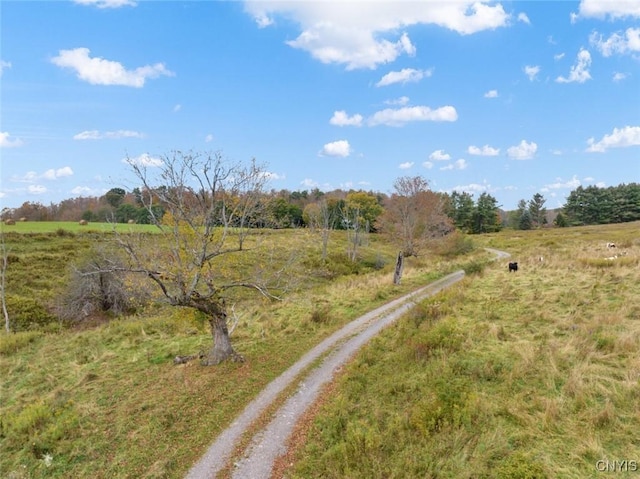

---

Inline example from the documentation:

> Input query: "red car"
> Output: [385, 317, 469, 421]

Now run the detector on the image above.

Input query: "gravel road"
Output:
[185, 268, 473, 479]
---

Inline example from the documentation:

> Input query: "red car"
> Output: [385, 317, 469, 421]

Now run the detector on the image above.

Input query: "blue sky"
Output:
[1, 0, 639, 211]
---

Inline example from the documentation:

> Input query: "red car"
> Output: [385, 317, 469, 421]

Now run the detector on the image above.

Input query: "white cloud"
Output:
[556, 48, 591, 84]
[319, 140, 351, 157]
[385, 96, 410, 106]
[574, 0, 640, 20]
[73, 129, 144, 140]
[70, 186, 103, 196]
[399, 162, 414, 169]
[524, 65, 540, 81]
[590, 28, 640, 57]
[554, 52, 565, 61]
[368, 105, 457, 127]
[507, 140, 537, 160]
[613, 72, 628, 82]
[244, 2, 510, 70]
[173, 104, 182, 112]
[440, 159, 468, 171]
[42, 167, 74, 180]
[205, 134, 214, 143]
[376, 68, 432, 87]
[422, 161, 434, 169]
[300, 178, 319, 188]
[14, 167, 74, 182]
[468, 144, 500, 156]
[330, 110, 363, 127]
[122, 153, 164, 167]
[0, 132, 23, 148]
[586, 126, 640, 152]
[518, 12, 531, 24]
[543, 175, 581, 190]
[28, 185, 47, 194]
[261, 171, 285, 181]
[0, 60, 11, 76]
[429, 149, 451, 161]
[51, 48, 174, 87]
[484, 89, 498, 98]
[451, 182, 491, 194]
[73, 0, 136, 8]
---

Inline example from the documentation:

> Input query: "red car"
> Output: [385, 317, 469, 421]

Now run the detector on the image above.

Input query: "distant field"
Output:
[0, 220, 158, 234]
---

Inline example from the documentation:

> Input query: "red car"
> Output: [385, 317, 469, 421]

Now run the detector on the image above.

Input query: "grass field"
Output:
[0, 221, 159, 235]
[2, 222, 638, 478]
[0, 224, 482, 478]
[284, 222, 640, 479]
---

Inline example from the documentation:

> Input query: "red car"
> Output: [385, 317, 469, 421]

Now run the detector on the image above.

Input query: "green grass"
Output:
[286, 221, 640, 479]
[1, 221, 159, 235]
[0, 225, 480, 478]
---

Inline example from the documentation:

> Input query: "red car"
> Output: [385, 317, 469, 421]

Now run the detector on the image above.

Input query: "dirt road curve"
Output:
[185, 251, 508, 479]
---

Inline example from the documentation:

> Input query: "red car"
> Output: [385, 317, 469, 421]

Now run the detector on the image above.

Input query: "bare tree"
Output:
[118, 150, 277, 365]
[379, 176, 453, 284]
[303, 199, 335, 260]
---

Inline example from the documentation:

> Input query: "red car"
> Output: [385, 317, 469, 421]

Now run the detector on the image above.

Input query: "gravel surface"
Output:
[185, 269, 470, 479]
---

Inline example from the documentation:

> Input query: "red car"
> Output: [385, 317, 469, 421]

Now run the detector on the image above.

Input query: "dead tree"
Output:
[119, 150, 279, 365]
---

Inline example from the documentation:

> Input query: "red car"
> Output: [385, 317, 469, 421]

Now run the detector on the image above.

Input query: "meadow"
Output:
[283, 222, 640, 479]
[1, 221, 638, 478]
[0, 222, 480, 478]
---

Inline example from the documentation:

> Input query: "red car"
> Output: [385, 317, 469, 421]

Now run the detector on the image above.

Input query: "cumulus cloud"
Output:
[422, 161, 434, 169]
[399, 162, 414, 169]
[429, 149, 451, 161]
[244, 1, 510, 70]
[586, 126, 640, 152]
[73, 129, 144, 140]
[440, 159, 468, 171]
[71, 186, 104, 196]
[205, 134, 214, 143]
[261, 171, 285, 181]
[330, 110, 363, 127]
[42, 167, 74, 180]
[376, 68, 432, 87]
[556, 48, 591, 83]
[573, 0, 640, 21]
[51, 48, 174, 87]
[0, 60, 11, 76]
[319, 140, 351, 157]
[507, 140, 538, 160]
[122, 153, 164, 167]
[524, 65, 540, 81]
[368, 105, 457, 126]
[300, 178, 319, 188]
[468, 145, 500, 156]
[543, 175, 581, 190]
[554, 52, 565, 61]
[0, 132, 23, 148]
[484, 89, 498, 98]
[13, 167, 74, 183]
[451, 182, 491, 194]
[590, 28, 640, 57]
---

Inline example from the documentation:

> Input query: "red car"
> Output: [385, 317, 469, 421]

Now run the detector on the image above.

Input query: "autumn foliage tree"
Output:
[379, 176, 453, 284]
[115, 150, 278, 365]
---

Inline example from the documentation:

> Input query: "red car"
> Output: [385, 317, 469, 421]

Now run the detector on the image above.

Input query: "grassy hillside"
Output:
[0, 225, 482, 478]
[284, 222, 640, 479]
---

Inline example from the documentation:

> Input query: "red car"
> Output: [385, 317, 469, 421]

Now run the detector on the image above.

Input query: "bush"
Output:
[56, 253, 141, 323]
[5, 295, 56, 331]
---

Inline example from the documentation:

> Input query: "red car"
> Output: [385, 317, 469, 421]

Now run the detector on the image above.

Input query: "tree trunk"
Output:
[191, 297, 244, 365]
[202, 313, 244, 365]
[393, 251, 404, 285]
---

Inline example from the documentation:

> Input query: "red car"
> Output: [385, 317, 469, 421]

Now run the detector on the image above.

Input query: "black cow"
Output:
[508, 262, 518, 272]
